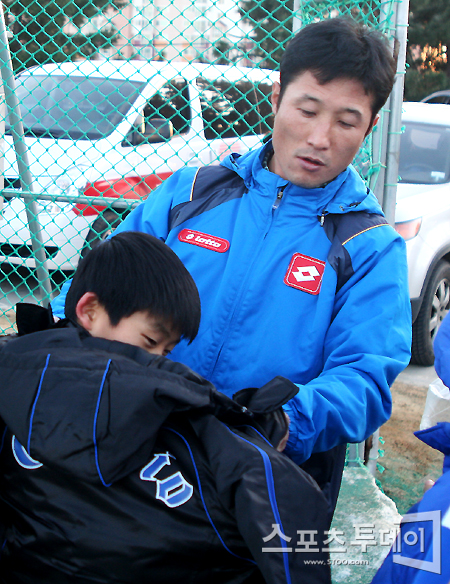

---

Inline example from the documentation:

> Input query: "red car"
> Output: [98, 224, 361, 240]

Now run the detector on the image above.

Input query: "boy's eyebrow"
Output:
[154, 320, 181, 342]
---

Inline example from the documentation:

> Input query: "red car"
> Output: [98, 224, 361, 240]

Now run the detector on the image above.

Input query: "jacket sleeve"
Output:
[200, 419, 332, 584]
[283, 229, 412, 464]
[51, 167, 198, 319]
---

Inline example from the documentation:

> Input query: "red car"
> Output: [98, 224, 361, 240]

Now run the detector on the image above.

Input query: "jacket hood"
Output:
[414, 422, 450, 472]
[0, 326, 229, 484]
[221, 140, 384, 218]
[0, 323, 297, 485]
[434, 315, 450, 389]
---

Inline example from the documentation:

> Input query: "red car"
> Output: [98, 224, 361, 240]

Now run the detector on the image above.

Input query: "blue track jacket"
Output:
[53, 142, 412, 465]
[372, 314, 450, 583]
[371, 422, 450, 584]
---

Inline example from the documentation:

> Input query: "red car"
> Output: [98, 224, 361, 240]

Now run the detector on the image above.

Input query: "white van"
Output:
[0, 60, 278, 270]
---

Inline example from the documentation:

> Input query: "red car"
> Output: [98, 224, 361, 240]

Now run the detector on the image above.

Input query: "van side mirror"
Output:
[122, 117, 173, 147]
[144, 118, 173, 143]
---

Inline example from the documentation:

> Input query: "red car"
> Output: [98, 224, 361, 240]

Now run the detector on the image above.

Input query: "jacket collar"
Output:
[221, 140, 384, 218]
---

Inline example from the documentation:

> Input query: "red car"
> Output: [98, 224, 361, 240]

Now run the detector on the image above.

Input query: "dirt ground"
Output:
[377, 380, 444, 515]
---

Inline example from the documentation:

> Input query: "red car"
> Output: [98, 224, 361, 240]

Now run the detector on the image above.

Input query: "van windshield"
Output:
[5, 74, 145, 140]
[399, 122, 450, 185]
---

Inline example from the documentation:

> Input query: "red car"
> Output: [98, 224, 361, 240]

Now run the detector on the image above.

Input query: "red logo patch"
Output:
[284, 253, 326, 295]
[178, 229, 230, 253]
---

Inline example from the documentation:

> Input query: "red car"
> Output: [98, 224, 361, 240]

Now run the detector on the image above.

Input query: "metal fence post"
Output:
[0, 1, 53, 305]
[382, 0, 410, 226]
[292, 0, 302, 33]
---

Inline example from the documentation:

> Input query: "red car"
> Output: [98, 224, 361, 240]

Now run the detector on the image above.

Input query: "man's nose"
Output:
[307, 119, 331, 149]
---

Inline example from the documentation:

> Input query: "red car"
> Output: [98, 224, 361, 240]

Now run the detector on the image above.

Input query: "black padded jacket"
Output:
[0, 323, 331, 584]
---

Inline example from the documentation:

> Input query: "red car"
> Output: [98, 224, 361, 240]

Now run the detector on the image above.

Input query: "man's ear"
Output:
[271, 81, 281, 115]
[75, 292, 101, 332]
[365, 114, 380, 138]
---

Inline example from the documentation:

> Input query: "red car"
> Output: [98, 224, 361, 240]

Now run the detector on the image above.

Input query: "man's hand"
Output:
[276, 414, 290, 452]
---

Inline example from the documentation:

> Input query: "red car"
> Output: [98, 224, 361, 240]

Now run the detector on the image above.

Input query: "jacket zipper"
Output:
[272, 187, 285, 211]
[208, 186, 286, 379]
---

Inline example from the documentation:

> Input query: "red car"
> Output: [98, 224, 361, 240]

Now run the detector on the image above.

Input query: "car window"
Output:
[423, 95, 450, 104]
[5, 74, 145, 140]
[143, 77, 191, 136]
[196, 77, 273, 139]
[399, 122, 450, 184]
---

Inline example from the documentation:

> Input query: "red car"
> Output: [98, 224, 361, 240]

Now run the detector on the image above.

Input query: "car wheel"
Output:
[81, 210, 124, 260]
[411, 260, 450, 366]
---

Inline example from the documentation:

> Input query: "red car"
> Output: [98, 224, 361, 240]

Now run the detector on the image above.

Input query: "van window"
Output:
[196, 77, 273, 140]
[143, 78, 191, 136]
[5, 74, 145, 140]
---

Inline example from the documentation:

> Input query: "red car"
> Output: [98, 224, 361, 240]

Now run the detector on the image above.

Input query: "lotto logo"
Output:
[284, 253, 326, 295]
[178, 229, 230, 253]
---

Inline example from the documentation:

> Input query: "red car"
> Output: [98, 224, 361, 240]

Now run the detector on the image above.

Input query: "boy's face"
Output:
[76, 293, 180, 356]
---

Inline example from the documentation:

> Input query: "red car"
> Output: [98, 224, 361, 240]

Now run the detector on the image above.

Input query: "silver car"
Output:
[396, 102, 450, 365]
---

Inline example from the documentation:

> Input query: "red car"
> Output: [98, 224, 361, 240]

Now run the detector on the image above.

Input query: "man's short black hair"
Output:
[279, 17, 397, 122]
[65, 231, 200, 342]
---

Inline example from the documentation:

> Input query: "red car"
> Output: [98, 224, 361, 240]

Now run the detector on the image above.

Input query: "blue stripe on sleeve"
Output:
[225, 425, 292, 584]
[94, 359, 112, 487]
[163, 426, 256, 564]
[27, 353, 51, 453]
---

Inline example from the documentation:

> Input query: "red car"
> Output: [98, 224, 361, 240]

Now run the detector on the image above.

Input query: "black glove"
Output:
[233, 376, 298, 448]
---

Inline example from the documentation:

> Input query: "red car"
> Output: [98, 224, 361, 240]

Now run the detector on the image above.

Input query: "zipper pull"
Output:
[272, 188, 285, 210]
[320, 211, 326, 226]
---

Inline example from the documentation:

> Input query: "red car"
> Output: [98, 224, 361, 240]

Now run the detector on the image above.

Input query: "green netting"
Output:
[0, 0, 403, 336]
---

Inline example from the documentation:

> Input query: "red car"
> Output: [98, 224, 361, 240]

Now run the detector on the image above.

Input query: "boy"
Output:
[0, 232, 330, 583]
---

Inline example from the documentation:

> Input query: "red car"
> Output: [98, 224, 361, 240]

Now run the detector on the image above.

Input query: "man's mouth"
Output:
[298, 156, 326, 170]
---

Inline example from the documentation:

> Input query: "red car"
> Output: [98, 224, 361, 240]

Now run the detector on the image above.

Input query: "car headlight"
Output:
[394, 218, 422, 241]
[47, 165, 91, 199]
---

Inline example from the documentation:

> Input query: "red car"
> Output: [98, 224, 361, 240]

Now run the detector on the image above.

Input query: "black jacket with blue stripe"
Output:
[0, 323, 330, 584]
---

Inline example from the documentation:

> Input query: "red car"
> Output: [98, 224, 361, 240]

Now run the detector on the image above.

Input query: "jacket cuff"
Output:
[282, 399, 309, 465]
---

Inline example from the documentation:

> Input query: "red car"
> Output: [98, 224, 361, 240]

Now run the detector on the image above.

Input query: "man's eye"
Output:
[339, 120, 354, 128]
[300, 109, 315, 117]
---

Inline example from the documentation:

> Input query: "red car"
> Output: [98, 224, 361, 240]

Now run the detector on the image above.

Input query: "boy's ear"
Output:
[75, 292, 101, 332]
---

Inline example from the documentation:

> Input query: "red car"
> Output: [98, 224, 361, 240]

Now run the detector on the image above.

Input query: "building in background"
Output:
[82, 0, 252, 63]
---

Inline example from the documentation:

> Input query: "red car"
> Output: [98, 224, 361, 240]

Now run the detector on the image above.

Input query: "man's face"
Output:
[269, 71, 377, 188]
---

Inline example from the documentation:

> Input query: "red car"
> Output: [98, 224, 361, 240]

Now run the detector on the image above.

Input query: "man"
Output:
[53, 17, 412, 518]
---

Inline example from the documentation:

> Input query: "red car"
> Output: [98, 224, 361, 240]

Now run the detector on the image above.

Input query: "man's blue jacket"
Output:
[53, 141, 412, 465]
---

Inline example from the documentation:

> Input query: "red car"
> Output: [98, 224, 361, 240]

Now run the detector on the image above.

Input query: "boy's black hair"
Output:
[65, 231, 200, 342]
[279, 17, 397, 122]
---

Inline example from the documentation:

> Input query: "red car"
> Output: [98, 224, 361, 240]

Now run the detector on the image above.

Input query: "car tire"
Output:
[81, 210, 124, 260]
[411, 260, 450, 366]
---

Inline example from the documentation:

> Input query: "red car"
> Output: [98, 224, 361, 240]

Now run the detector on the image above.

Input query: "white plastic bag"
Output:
[420, 377, 450, 430]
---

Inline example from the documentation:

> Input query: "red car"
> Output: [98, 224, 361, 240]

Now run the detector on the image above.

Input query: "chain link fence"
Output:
[0, 0, 407, 334]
